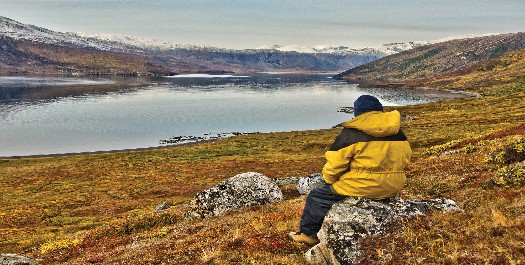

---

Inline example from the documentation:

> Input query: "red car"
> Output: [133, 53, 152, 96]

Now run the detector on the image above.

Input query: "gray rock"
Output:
[440, 149, 461, 156]
[154, 202, 170, 212]
[305, 197, 461, 264]
[297, 173, 325, 195]
[274, 176, 299, 186]
[184, 172, 283, 218]
[0, 254, 39, 265]
[400, 114, 413, 122]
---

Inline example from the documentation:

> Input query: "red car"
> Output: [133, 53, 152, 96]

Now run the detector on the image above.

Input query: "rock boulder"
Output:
[184, 172, 283, 218]
[305, 196, 462, 264]
[297, 173, 325, 195]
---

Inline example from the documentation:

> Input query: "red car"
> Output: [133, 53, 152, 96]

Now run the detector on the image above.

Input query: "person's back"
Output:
[288, 95, 412, 245]
[323, 110, 412, 199]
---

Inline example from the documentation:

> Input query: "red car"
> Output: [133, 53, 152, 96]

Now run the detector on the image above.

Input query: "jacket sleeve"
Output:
[322, 144, 357, 184]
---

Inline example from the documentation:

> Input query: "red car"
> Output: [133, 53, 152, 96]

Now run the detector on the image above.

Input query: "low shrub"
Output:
[492, 161, 525, 187]
[423, 139, 462, 156]
[40, 235, 83, 254]
[485, 135, 525, 166]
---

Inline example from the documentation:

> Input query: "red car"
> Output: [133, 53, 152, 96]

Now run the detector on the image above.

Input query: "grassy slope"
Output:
[412, 48, 525, 91]
[0, 131, 334, 255]
[1, 51, 525, 264]
[337, 33, 525, 81]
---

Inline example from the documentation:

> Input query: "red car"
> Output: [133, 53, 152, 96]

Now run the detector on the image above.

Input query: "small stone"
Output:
[440, 149, 460, 156]
[154, 202, 170, 212]
[400, 115, 413, 122]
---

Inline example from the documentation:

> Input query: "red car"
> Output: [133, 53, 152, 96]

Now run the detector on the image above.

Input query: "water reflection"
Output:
[0, 76, 147, 102]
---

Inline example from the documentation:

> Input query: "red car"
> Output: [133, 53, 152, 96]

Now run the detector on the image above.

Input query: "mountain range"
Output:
[256, 34, 492, 56]
[0, 16, 381, 75]
[0, 16, 494, 76]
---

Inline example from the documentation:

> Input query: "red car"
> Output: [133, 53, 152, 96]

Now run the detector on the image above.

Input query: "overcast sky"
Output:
[2, 0, 524, 49]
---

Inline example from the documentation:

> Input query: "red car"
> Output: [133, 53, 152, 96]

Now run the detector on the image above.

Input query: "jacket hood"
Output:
[342, 110, 401, 137]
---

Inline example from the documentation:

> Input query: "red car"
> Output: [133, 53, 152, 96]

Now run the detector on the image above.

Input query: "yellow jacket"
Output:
[322, 110, 412, 199]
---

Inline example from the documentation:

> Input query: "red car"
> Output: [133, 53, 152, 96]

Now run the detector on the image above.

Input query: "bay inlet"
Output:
[0, 73, 459, 157]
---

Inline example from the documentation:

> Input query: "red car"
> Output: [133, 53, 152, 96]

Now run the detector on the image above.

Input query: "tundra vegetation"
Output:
[1, 48, 525, 264]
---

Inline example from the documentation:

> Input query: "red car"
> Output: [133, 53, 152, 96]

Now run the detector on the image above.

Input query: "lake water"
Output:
[0, 73, 459, 157]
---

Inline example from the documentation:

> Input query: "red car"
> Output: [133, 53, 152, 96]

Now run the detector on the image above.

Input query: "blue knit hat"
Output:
[354, 95, 383, 116]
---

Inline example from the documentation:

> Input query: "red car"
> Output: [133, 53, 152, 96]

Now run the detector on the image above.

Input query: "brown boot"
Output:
[287, 231, 320, 245]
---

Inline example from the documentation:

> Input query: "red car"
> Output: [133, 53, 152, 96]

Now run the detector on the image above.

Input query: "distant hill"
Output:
[335, 32, 525, 82]
[0, 36, 172, 75]
[145, 48, 383, 74]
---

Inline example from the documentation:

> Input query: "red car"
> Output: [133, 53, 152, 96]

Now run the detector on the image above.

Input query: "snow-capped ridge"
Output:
[1, 16, 68, 43]
[257, 34, 496, 56]
[256, 44, 358, 54]
[0, 16, 201, 52]
[256, 43, 422, 55]
[1, 16, 120, 51]
[1, 15, 497, 57]
[72, 32, 209, 51]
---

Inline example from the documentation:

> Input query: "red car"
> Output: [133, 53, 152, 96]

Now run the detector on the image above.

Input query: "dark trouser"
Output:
[300, 185, 347, 238]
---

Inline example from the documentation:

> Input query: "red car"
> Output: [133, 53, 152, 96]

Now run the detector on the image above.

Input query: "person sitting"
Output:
[288, 95, 412, 245]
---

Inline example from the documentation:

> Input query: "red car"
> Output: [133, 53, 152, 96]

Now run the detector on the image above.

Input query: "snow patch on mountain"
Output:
[72, 32, 208, 51]
[257, 43, 426, 55]
[425, 34, 497, 44]
[256, 44, 358, 54]
[1, 16, 69, 43]
[0, 16, 119, 51]
[257, 34, 497, 55]
[0, 15, 215, 52]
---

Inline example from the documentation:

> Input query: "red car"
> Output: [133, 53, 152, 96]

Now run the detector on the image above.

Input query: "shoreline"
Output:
[1, 131, 266, 159]
[342, 78, 481, 98]
[0, 139, 217, 159]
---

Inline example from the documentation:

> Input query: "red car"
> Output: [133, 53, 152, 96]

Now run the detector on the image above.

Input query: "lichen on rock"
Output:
[184, 172, 283, 218]
[305, 197, 462, 264]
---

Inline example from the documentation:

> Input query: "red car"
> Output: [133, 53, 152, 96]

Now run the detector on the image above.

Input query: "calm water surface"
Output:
[0, 73, 457, 157]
